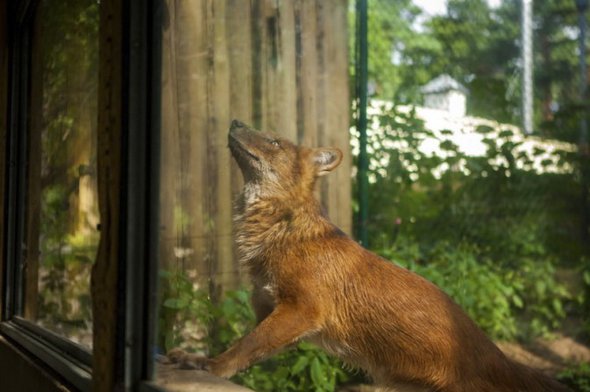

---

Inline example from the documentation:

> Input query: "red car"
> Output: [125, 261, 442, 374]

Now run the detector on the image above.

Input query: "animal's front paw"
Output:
[167, 348, 211, 371]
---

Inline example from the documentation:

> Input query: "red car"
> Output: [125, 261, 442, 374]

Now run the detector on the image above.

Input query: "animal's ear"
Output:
[312, 148, 343, 176]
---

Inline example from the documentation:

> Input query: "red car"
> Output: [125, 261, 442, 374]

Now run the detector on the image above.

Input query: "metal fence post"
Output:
[356, 0, 369, 247]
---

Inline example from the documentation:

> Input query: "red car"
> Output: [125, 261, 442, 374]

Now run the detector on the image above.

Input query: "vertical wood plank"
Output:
[207, 0, 237, 287]
[176, 0, 208, 279]
[296, 0, 319, 147]
[315, 0, 330, 209]
[227, 0, 253, 125]
[92, 0, 122, 389]
[326, 0, 352, 234]
[276, 1, 298, 141]
[190, 0, 210, 282]
[226, 0, 252, 282]
[208, 0, 235, 290]
[315, 0, 351, 234]
[251, 0, 269, 131]
[159, 0, 179, 273]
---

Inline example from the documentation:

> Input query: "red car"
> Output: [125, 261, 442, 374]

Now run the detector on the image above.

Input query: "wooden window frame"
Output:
[0, 0, 163, 391]
[0, 0, 95, 390]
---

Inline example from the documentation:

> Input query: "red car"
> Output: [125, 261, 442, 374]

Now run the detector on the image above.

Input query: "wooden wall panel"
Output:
[160, 0, 351, 291]
[322, 0, 352, 231]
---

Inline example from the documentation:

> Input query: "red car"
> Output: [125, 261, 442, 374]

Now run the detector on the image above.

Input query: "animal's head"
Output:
[228, 120, 342, 201]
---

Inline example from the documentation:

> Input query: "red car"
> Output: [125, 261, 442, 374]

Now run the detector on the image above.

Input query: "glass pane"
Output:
[154, 0, 589, 391]
[155, 0, 352, 388]
[358, 0, 588, 389]
[23, 0, 99, 349]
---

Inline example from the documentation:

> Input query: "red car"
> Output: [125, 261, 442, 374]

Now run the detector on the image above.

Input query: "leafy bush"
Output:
[353, 102, 583, 341]
[158, 269, 213, 352]
[159, 269, 357, 391]
[558, 362, 590, 392]
[382, 240, 570, 340]
[237, 342, 352, 392]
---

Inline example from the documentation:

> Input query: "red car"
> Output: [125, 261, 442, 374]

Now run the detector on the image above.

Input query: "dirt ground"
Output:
[497, 333, 590, 376]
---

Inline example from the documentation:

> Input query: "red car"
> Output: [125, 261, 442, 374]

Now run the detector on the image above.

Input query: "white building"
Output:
[350, 97, 575, 183]
[420, 74, 468, 117]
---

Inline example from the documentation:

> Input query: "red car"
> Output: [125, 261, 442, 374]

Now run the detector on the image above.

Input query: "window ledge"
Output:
[155, 363, 252, 392]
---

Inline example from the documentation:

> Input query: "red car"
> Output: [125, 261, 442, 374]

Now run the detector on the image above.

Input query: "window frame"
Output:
[1, 0, 163, 391]
[0, 0, 93, 390]
[122, 0, 163, 387]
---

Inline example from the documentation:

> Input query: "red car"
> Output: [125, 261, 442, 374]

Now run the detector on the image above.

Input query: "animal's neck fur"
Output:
[233, 183, 332, 267]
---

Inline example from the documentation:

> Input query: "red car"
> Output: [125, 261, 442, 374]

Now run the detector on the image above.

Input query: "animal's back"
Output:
[308, 237, 569, 391]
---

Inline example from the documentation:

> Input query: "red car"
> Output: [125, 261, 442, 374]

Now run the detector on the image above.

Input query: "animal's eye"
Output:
[270, 140, 280, 147]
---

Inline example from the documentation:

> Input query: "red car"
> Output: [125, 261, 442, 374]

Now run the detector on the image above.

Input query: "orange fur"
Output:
[170, 120, 570, 392]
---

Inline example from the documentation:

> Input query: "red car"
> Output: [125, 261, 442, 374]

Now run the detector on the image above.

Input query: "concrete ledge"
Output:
[156, 363, 252, 392]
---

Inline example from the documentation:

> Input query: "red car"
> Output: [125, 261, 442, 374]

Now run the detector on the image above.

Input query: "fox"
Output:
[168, 120, 570, 392]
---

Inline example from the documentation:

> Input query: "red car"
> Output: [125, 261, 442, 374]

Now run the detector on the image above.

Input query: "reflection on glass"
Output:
[24, 0, 99, 348]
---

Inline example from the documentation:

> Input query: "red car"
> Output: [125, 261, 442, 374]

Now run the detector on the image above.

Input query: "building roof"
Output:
[420, 74, 468, 94]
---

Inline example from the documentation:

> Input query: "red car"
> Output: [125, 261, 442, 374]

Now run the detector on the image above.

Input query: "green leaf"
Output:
[291, 356, 309, 375]
[512, 295, 523, 308]
[552, 298, 564, 316]
[234, 290, 250, 304]
[310, 357, 326, 389]
[439, 140, 459, 151]
[163, 298, 187, 309]
[273, 366, 290, 381]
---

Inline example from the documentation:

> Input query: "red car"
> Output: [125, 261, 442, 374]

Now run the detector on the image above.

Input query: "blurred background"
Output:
[349, 0, 590, 390]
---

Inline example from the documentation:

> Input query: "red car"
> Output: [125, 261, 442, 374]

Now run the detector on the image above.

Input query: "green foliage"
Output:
[382, 240, 517, 339]
[356, 0, 441, 101]
[236, 342, 351, 392]
[159, 269, 213, 352]
[357, 103, 581, 341]
[159, 270, 357, 391]
[558, 362, 590, 392]
[382, 240, 569, 340]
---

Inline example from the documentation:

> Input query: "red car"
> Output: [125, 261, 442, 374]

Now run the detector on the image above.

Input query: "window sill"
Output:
[153, 363, 252, 392]
[0, 335, 72, 392]
[0, 321, 91, 391]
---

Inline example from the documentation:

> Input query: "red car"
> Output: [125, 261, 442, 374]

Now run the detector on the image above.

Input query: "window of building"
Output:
[0, 0, 98, 390]
[24, 0, 99, 349]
